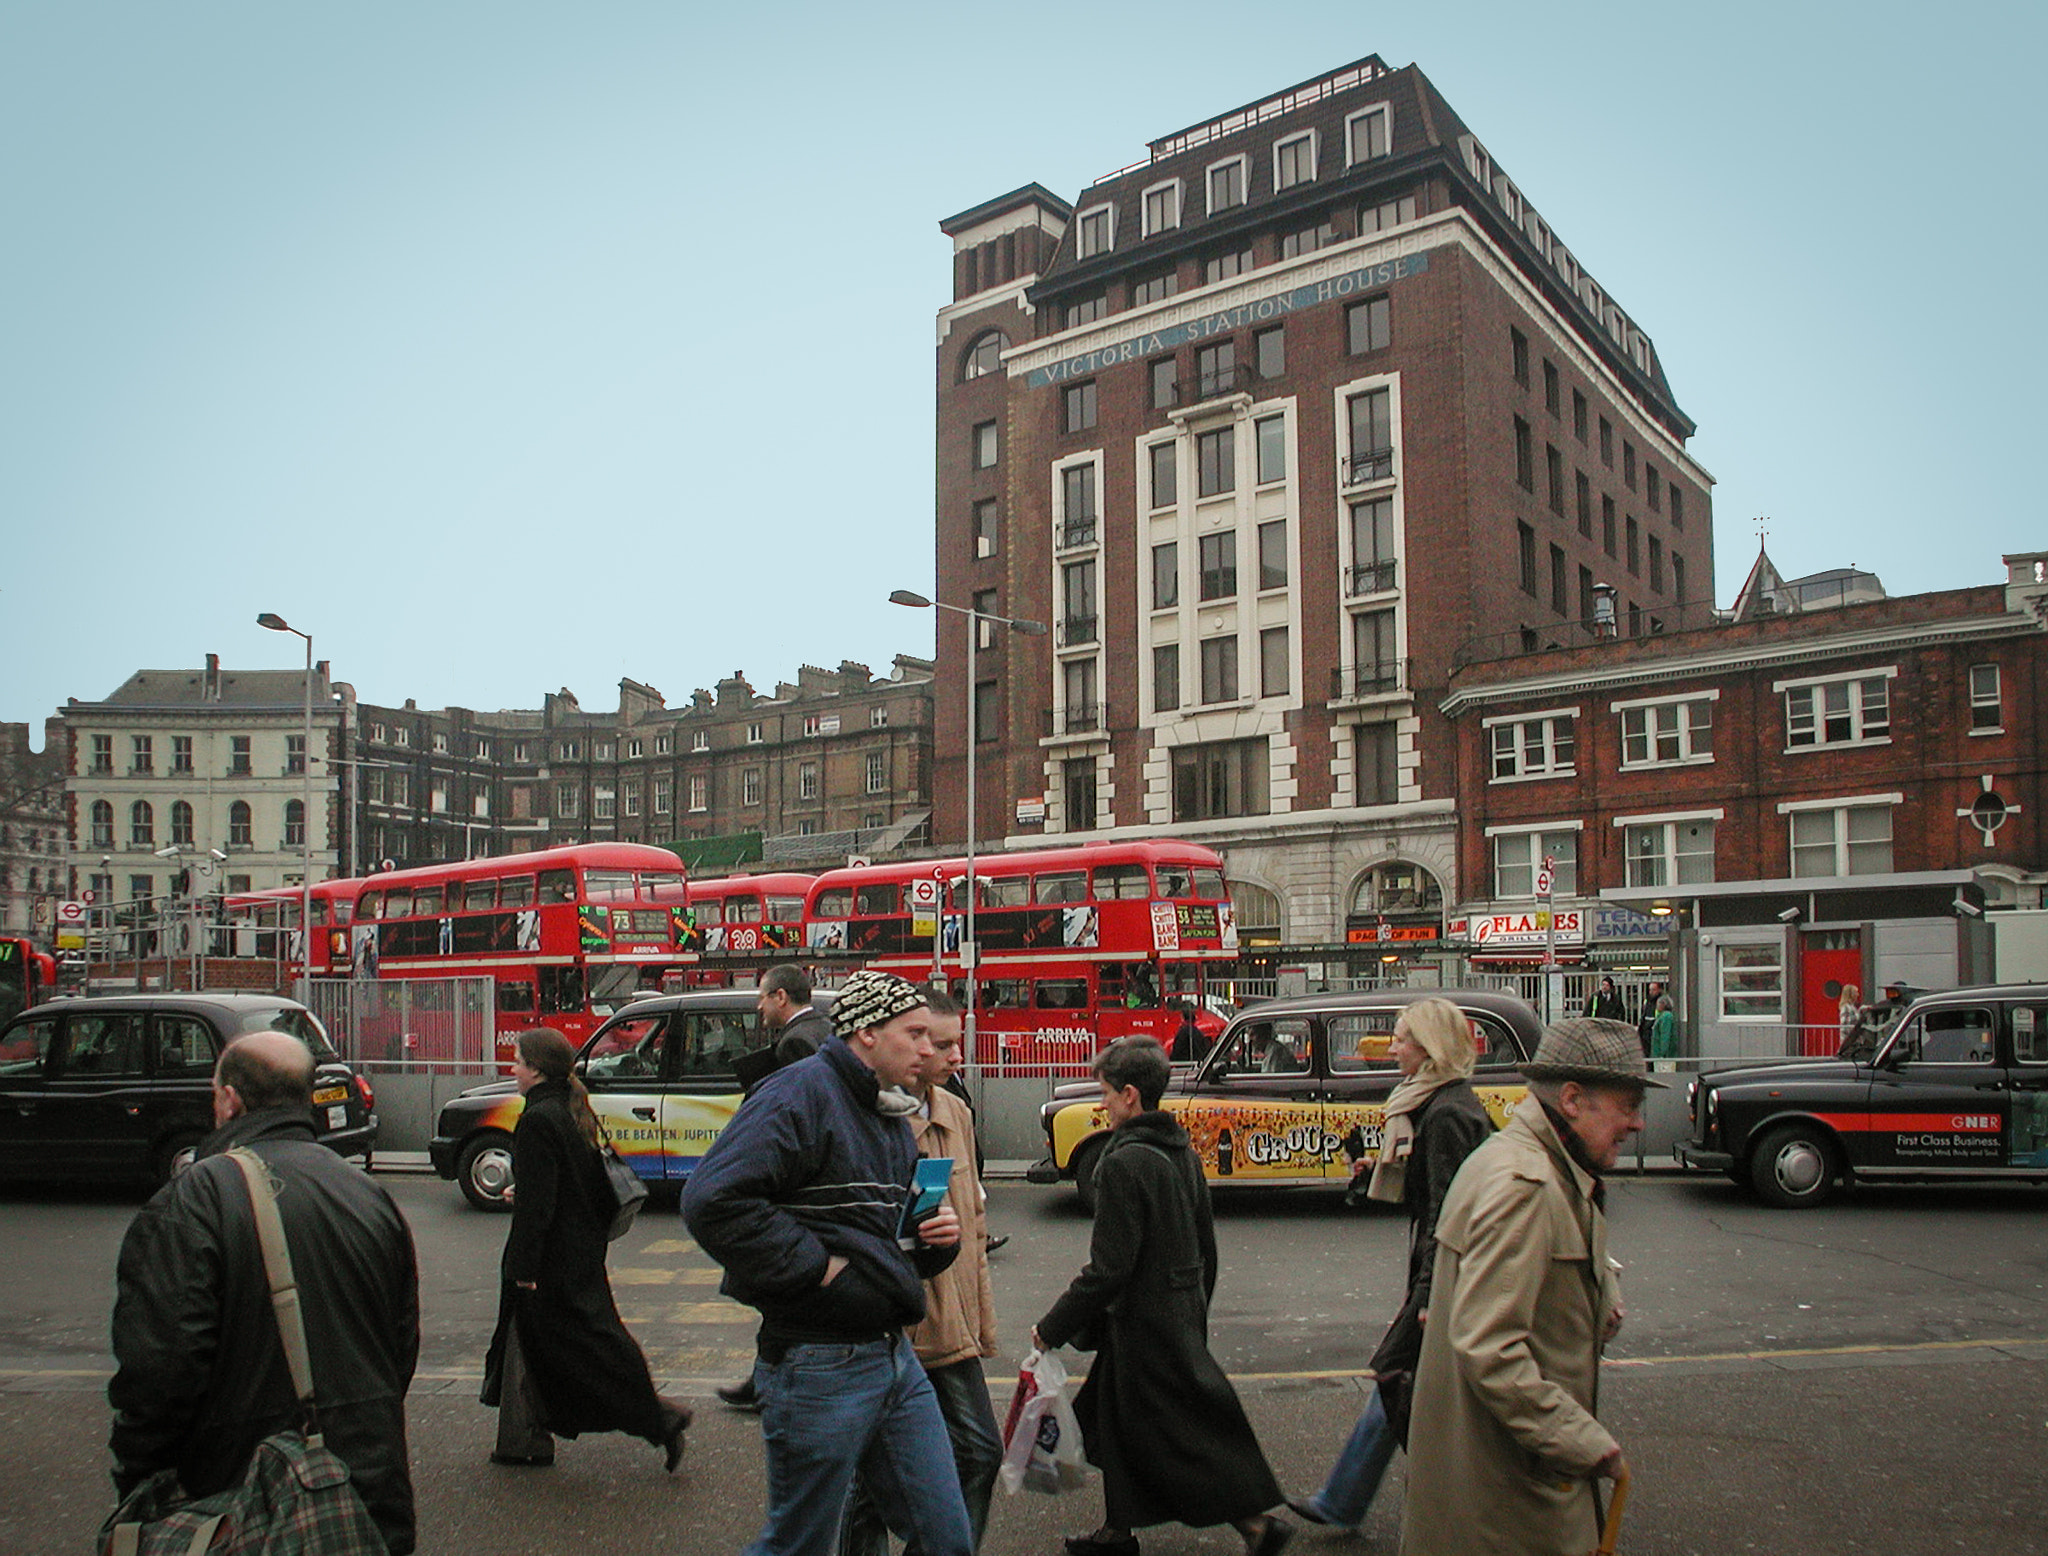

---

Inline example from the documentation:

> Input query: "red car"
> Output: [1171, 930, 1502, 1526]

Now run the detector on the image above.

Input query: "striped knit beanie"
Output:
[831, 969, 928, 1038]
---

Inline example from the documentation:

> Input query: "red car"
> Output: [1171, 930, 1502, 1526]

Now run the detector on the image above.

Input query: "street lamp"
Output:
[258, 612, 314, 1000]
[890, 589, 1046, 1074]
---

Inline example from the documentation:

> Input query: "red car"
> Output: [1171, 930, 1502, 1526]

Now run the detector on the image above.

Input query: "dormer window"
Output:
[1075, 206, 1114, 259]
[1346, 104, 1392, 165]
[1141, 180, 1181, 237]
[1274, 131, 1317, 191]
[1206, 155, 1247, 214]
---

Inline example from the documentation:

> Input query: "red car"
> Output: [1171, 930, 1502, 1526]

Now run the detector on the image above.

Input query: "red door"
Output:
[1800, 931, 1863, 1057]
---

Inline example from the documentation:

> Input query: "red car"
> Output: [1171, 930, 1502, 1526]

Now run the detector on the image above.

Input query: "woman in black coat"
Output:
[1287, 996, 1492, 1530]
[482, 1027, 690, 1470]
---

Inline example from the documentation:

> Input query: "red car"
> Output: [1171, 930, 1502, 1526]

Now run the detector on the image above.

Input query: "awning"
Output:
[664, 832, 765, 872]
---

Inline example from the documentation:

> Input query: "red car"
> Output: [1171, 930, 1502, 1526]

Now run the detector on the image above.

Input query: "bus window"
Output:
[1092, 864, 1151, 900]
[359, 891, 383, 920]
[626, 910, 670, 933]
[310, 899, 329, 927]
[1102, 963, 1160, 1009]
[855, 884, 901, 916]
[331, 898, 353, 925]
[1193, 867, 1227, 900]
[538, 870, 576, 905]
[500, 876, 535, 907]
[730, 897, 765, 923]
[497, 981, 536, 1014]
[413, 888, 443, 917]
[583, 870, 636, 903]
[815, 888, 852, 918]
[1035, 871, 1088, 904]
[463, 881, 497, 911]
[539, 964, 585, 1014]
[1156, 866, 1195, 899]
[587, 965, 643, 1017]
[639, 870, 688, 903]
[1034, 978, 1090, 1010]
[382, 890, 412, 919]
[980, 979, 1028, 1009]
[767, 896, 805, 923]
[983, 877, 1029, 908]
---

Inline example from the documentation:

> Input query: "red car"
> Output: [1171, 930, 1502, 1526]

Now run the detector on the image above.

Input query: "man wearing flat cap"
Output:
[684, 970, 973, 1556]
[1399, 1018, 1657, 1556]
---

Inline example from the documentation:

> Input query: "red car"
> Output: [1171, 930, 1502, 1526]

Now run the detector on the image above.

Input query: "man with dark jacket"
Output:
[684, 969, 972, 1556]
[109, 1031, 420, 1554]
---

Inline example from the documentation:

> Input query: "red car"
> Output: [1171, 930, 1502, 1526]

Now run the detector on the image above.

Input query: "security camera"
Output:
[209, 847, 229, 861]
[1953, 896, 1984, 918]
[1776, 905, 1802, 923]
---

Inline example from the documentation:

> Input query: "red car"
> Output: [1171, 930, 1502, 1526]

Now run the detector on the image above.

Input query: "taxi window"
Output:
[674, 1009, 759, 1077]
[1328, 1011, 1401, 1074]
[584, 1015, 668, 1080]
[0, 1016, 56, 1076]
[1891, 1007, 1997, 1065]
[63, 1012, 148, 1078]
[1216, 1017, 1312, 1077]
[154, 1014, 218, 1077]
[2009, 1004, 2048, 1066]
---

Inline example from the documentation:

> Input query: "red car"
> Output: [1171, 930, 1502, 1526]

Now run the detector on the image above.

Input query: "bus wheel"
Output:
[457, 1131, 516, 1212]
[1071, 1135, 1108, 1215]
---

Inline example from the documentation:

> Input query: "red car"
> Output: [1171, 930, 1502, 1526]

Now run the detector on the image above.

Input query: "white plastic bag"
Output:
[998, 1347, 1089, 1495]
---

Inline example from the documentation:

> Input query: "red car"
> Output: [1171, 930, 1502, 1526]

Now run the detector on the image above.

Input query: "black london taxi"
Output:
[0, 993, 378, 1186]
[1676, 983, 2048, 1208]
[1026, 988, 1541, 1210]
[429, 987, 835, 1209]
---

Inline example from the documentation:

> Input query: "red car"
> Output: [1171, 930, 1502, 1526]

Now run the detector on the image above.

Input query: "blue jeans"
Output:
[1303, 1384, 1397, 1528]
[841, 1357, 1002, 1556]
[747, 1337, 974, 1556]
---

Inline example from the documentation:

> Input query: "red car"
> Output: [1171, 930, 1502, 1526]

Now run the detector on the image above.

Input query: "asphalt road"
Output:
[3, 1169, 2045, 1554]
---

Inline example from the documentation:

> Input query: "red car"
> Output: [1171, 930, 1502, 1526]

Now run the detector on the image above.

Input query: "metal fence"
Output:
[302, 977, 495, 1069]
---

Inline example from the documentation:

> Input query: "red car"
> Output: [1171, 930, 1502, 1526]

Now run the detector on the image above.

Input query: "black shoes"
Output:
[1063, 1533, 1140, 1556]
[1248, 1518, 1295, 1556]
[660, 1399, 694, 1473]
[1285, 1495, 1337, 1526]
[488, 1452, 553, 1467]
[715, 1376, 761, 1412]
[985, 1233, 1011, 1254]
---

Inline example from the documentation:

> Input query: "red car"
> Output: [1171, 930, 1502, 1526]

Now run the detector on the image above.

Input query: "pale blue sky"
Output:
[4, 1, 2041, 730]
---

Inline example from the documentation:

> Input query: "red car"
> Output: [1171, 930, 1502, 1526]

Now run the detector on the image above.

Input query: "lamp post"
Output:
[889, 589, 1046, 1077]
[257, 613, 315, 1001]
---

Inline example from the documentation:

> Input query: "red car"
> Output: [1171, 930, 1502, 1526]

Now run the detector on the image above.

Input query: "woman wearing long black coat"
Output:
[481, 1027, 690, 1470]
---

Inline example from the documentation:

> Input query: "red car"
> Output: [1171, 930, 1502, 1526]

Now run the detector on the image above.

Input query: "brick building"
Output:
[934, 55, 1714, 975]
[1442, 552, 2048, 1056]
[0, 719, 67, 943]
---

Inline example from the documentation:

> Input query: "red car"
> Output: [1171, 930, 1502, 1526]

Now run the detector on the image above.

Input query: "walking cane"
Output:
[1591, 1463, 1630, 1555]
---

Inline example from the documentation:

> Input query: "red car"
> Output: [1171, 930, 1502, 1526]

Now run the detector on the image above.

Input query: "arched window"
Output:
[90, 800, 114, 847]
[229, 801, 253, 847]
[170, 801, 195, 847]
[962, 330, 1011, 381]
[284, 799, 306, 847]
[129, 800, 154, 847]
[1349, 861, 1443, 916]
[1228, 880, 1282, 946]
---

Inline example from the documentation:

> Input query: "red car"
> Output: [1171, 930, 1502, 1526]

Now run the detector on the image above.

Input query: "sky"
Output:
[3, 1, 2042, 734]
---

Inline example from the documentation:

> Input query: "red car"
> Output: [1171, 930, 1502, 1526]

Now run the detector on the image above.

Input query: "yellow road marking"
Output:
[610, 1267, 723, 1286]
[637, 1239, 698, 1255]
[614, 1302, 757, 1325]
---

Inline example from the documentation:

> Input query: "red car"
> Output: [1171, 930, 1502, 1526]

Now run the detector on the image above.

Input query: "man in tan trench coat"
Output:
[1399, 1018, 1657, 1555]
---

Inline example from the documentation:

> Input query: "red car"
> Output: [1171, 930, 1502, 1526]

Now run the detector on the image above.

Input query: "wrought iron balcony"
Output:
[1057, 516, 1098, 550]
[1331, 659, 1409, 700]
[1346, 558, 1398, 596]
[1044, 702, 1110, 736]
[1192, 363, 1254, 402]
[1343, 448, 1396, 485]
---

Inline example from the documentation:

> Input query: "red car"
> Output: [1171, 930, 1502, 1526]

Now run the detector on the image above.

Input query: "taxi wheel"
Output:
[1749, 1122, 1838, 1209]
[457, 1131, 516, 1212]
[1071, 1135, 1108, 1215]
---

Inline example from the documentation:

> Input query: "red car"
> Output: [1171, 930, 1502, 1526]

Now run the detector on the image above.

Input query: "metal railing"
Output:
[1343, 448, 1396, 485]
[1057, 614, 1099, 646]
[1451, 596, 1725, 668]
[1044, 702, 1110, 736]
[1057, 517, 1098, 550]
[1331, 659, 1409, 699]
[1346, 559, 1398, 596]
[302, 976, 496, 1068]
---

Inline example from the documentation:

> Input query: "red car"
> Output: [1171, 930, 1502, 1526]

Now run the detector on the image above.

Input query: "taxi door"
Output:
[579, 1008, 678, 1182]
[0, 1011, 61, 1175]
[659, 1004, 761, 1179]
[1863, 1002, 2007, 1171]
[1173, 1015, 1327, 1183]
[2002, 998, 2048, 1169]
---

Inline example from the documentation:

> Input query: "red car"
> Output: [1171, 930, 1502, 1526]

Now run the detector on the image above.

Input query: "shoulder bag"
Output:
[596, 1129, 649, 1241]
[99, 1147, 389, 1555]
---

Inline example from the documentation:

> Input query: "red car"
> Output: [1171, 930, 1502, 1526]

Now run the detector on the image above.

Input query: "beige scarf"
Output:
[1364, 1073, 1459, 1204]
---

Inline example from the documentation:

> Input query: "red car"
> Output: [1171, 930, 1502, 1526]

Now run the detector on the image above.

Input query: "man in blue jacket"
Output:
[683, 969, 972, 1556]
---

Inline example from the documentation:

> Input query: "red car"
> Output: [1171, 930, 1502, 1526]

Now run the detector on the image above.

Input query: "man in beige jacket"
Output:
[843, 988, 1001, 1556]
[1399, 1018, 1656, 1556]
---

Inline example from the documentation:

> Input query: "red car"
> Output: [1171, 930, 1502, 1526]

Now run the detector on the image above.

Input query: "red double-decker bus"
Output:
[0, 936, 56, 1025]
[685, 873, 815, 965]
[348, 843, 695, 1060]
[219, 880, 362, 977]
[803, 841, 1238, 1070]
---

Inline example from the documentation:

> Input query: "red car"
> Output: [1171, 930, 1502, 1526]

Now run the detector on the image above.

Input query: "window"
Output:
[1511, 328, 1529, 387]
[1599, 416, 1613, 467]
[1789, 802, 1895, 877]
[1670, 486, 1685, 530]
[1970, 664, 2002, 730]
[1623, 441, 1637, 491]
[973, 680, 996, 743]
[1207, 156, 1246, 212]
[1197, 532, 1236, 600]
[626, 738, 641, 759]
[972, 421, 998, 468]
[1062, 658, 1098, 728]
[1196, 341, 1235, 398]
[129, 800, 154, 847]
[1602, 497, 1617, 557]
[91, 734, 113, 774]
[973, 498, 999, 559]
[284, 799, 306, 847]
[692, 731, 709, 752]
[1148, 443, 1176, 508]
[1150, 357, 1177, 409]
[1546, 446, 1564, 515]
[865, 752, 887, 794]
[688, 775, 707, 812]
[131, 735, 153, 774]
[1514, 417, 1534, 490]
[1061, 464, 1097, 543]
[432, 732, 449, 755]
[1354, 724, 1398, 805]
[1279, 219, 1333, 257]
[747, 722, 764, 744]
[1065, 294, 1107, 328]
[621, 783, 639, 817]
[172, 735, 193, 773]
[1620, 697, 1715, 766]
[1348, 498, 1394, 595]
[1649, 535, 1665, 593]
[1625, 516, 1640, 575]
[283, 734, 306, 776]
[1172, 738, 1268, 821]
[1141, 181, 1180, 235]
[1516, 522, 1537, 595]
[593, 741, 614, 761]
[963, 331, 1007, 379]
[1543, 360, 1560, 416]
[653, 777, 672, 815]
[230, 736, 252, 775]
[1575, 471, 1592, 538]
[1197, 427, 1234, 496]
[1199, 635, 1239, 703]
[1063, 380, 1097, 432]
[1132, 267, 1178, 305]
[430, 783, 449, 815]
[1347, 296, 1390, 353]
[1075, 205, 1113, 258]
[557, 783, 580, 818]
[1257, 520, 1288, 590]
[1784, 674, 1892, 748]
[1255, 416, 1286, 483]
[1255, 326, 1285, 379]
[1572, 389, 1588, 442]
[1550, 544, 1568, 614]
[89, 800, 114, 846]
[1152, 541, 1179, 610]
[1345, 104, 1390, 164]
[394, 726, 410, 747]
[558, 740, 580, 762]
[170, 800, 194, 846]
[1673, 554, 1687, 604]
[870, 706, 888, 728]
[1064, 759, 1098, 832]
[1259, 627, 1289, 697]
[1153, 644, 1180, 712]
[1205, 245, 1253, 284]
[1352, 609, 1398, 693]
[1646, 466, 1662, 513]
[1061, 560, 1097, 643]
[1719, 943, 1783, 1019]
[1622, 817, 1716, 887]
[742, 769, 762, 807]
[1493, 828, 1578, 897]
[229, 801, 253, 847]
[1489, 712, 1576, 780]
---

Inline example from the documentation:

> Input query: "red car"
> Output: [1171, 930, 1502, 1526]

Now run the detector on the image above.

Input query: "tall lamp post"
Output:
[889, 590, 1045, 1076]
[257, 613, 315, 1001]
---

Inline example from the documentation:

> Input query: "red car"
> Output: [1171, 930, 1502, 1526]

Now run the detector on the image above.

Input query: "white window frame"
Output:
[654, 733, 672, 755]
[1344, 104, 1392, 166]
[798, 761, 819, 800]
[692, 730, 709, 752]
[1614, 808, 1722, 888]
[1969, 663, 2002, 733]
[1486, 822, 1582, 899]
[1205, 153, 1248, 215]
[1140, 179, 1181, 237]
[865, 751, 887, 795]
[1075, 204, 1115, 259]
[627, 738, 642, 758]
[593, 786, 616, 820]
[1778, 668, 1896, 750]
[687, 775, 708, 812]
[1483, 707, 1579, 782]
[870, 705, 888, 728]
[1718, 940, 1784, 1021]
[803, 715, 822, 737]
[1778, 793, 1901, 879]
[741, 769, 762, 807]
[746, 722, 764, 744]
[1273, 130, 1318, 192]
[653, 777, 672, 815]
[1612, 691, 1718, 768]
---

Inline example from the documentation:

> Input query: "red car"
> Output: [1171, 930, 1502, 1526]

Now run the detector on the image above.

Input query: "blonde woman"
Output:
[1837, 984, 1864, 1050]
[1289, 998, 1493, 1532]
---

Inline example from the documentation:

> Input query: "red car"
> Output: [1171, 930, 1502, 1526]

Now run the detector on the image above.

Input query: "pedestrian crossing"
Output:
[608, 1235, 761, 1382]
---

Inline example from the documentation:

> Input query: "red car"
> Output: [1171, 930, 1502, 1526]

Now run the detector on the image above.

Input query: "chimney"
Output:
[203, 653, 221, 701]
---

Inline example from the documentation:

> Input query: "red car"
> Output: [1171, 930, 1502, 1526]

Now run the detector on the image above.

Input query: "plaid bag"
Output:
[98, 1149, 388, 1555]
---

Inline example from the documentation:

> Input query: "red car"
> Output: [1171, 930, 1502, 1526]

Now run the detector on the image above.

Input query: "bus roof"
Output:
[805, 840, 1223, 889]
[689, 872, 816, 897]
[352, 842, 688, 896]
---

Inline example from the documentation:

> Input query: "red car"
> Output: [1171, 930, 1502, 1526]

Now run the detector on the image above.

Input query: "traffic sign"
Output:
[1535, 868, 1555, 898]
[57, 900, 87, 925]
[909, 878, 940, 908]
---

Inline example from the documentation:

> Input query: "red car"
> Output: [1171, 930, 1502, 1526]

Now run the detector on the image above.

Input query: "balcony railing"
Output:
[1057, 516, 1098, 550]
[1331, 659, 1410, 700]
[1044, 702, 1110, 736]
[1449, 595, 1725, 669]
[1058, 614, 1099, 646]
[1343, 448, 1396, 485]
[1346, 558, 1398, 596]
[1191, 363, 1254, 402]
